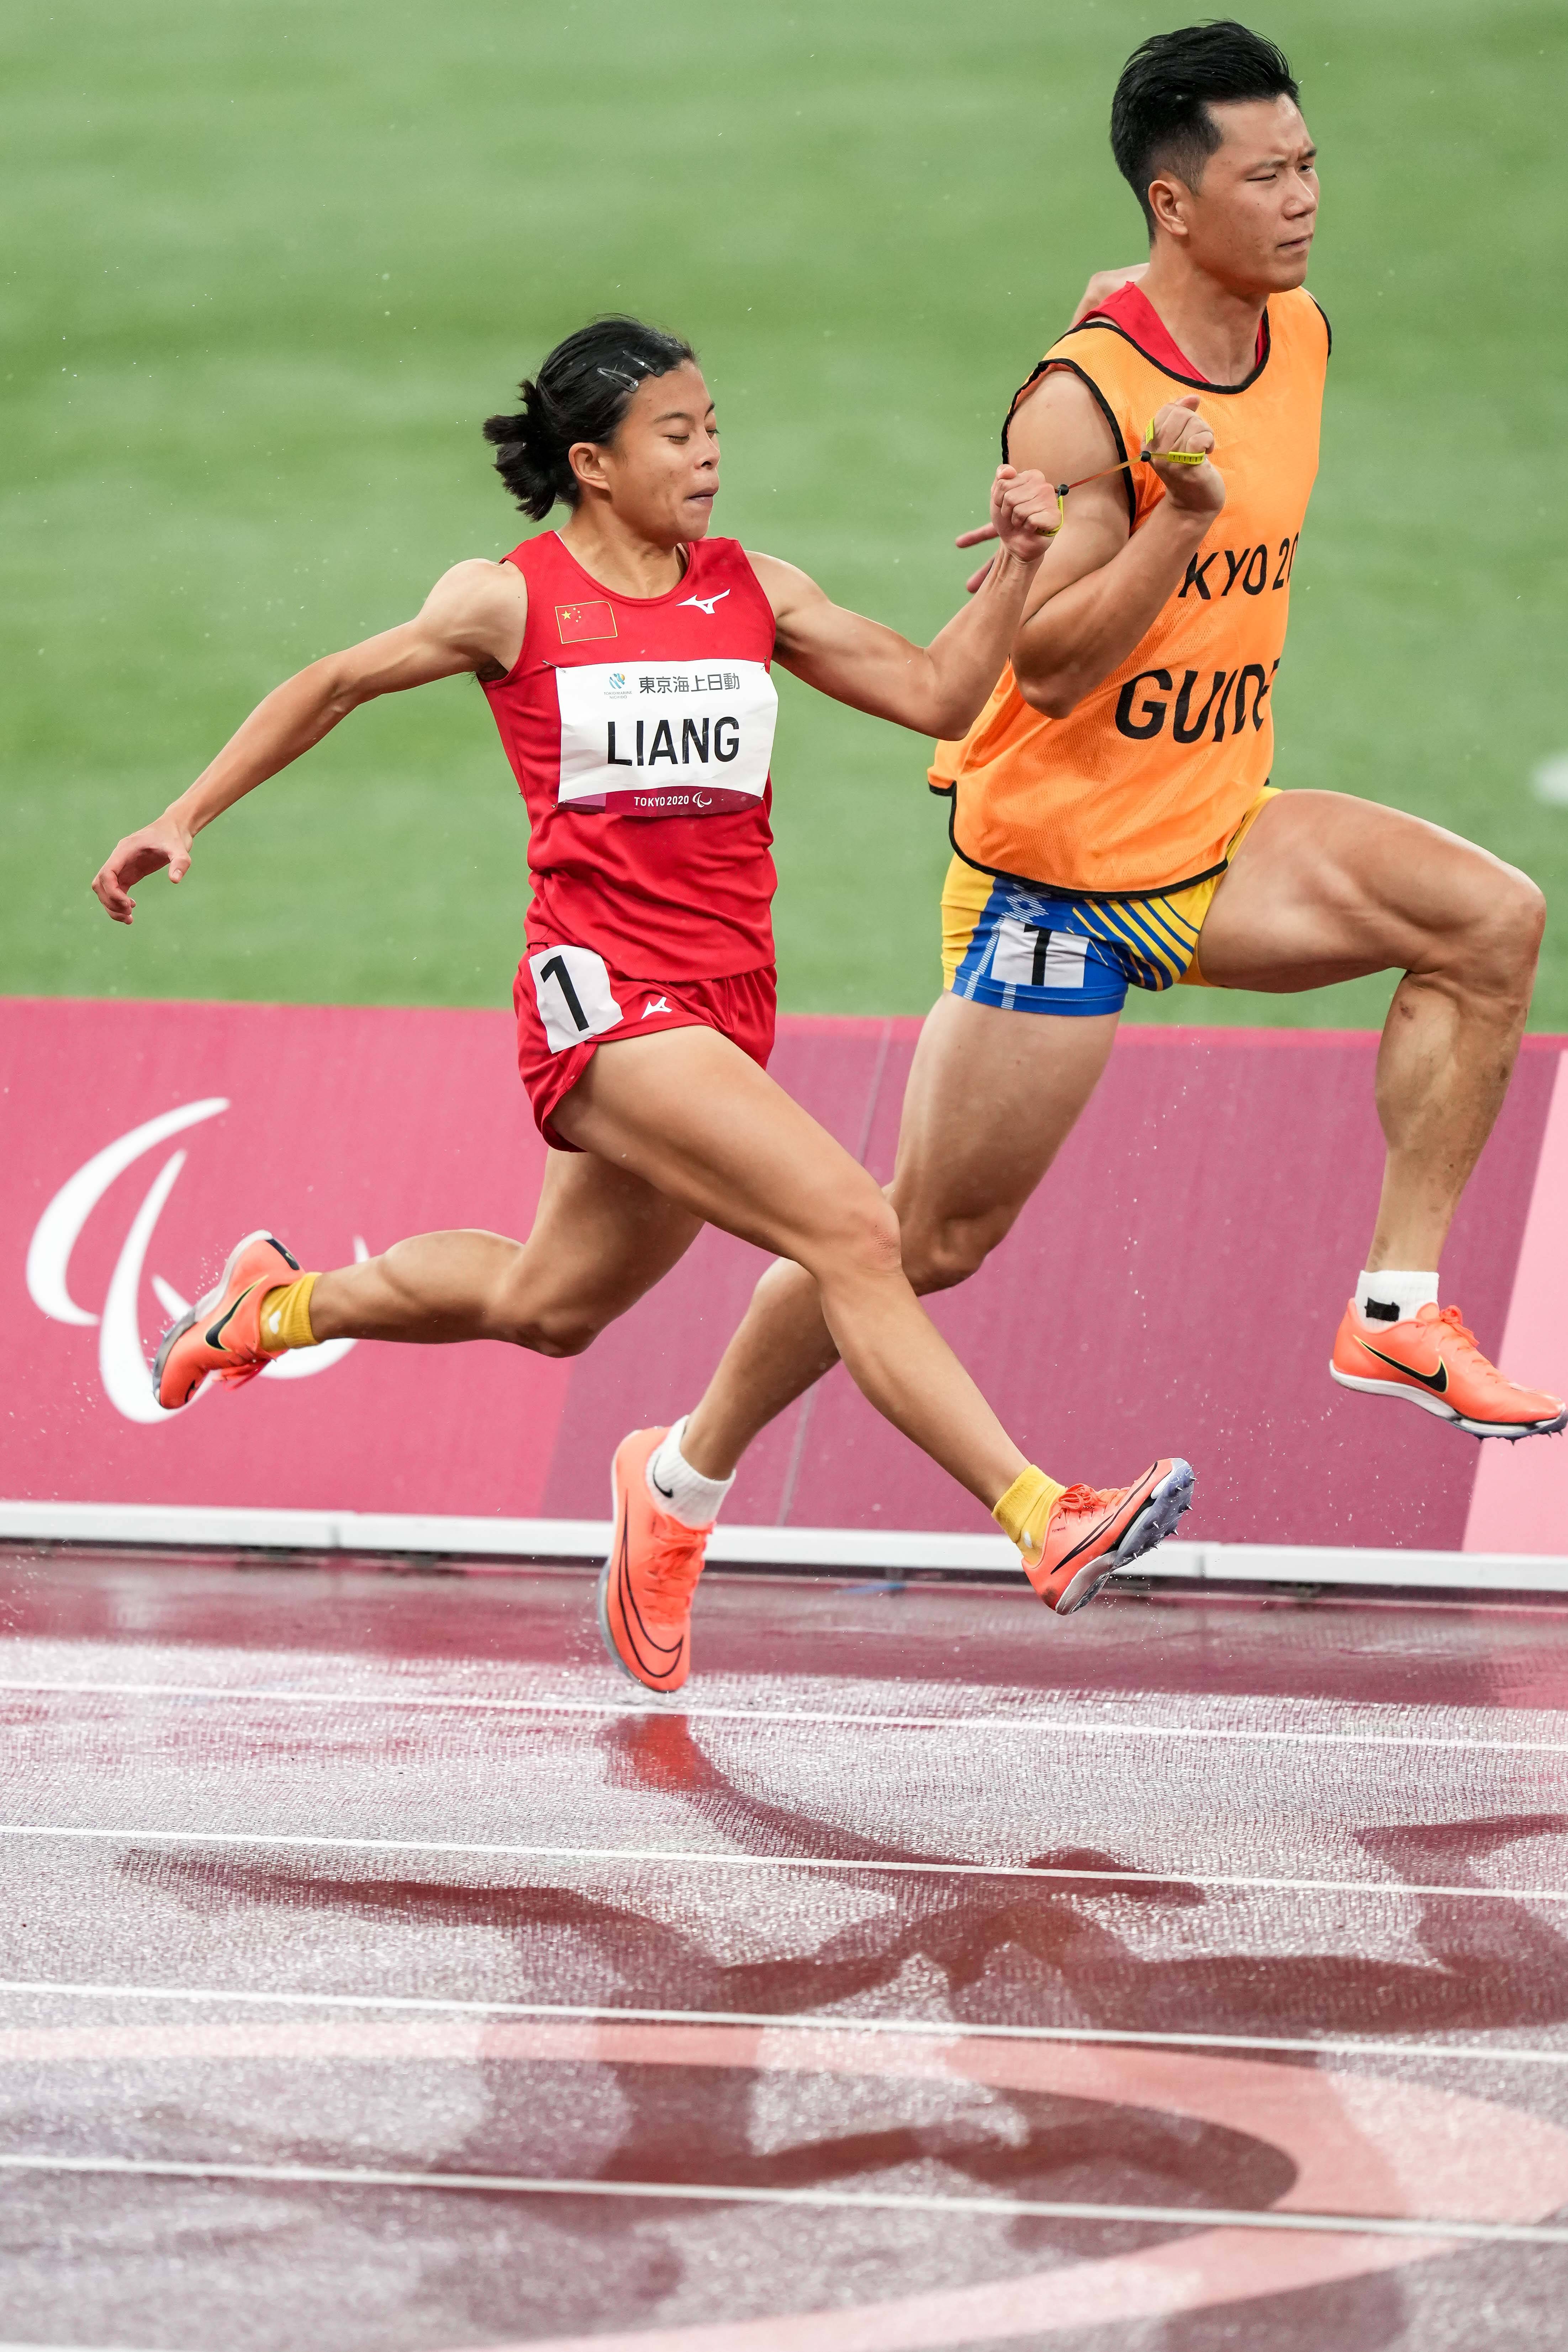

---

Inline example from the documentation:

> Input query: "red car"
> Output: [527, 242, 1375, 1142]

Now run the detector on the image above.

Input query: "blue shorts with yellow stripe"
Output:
[941, 787, 1274, 1017]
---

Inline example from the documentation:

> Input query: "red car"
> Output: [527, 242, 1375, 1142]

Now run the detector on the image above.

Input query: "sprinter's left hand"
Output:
[988, 465, 1060, 565]
[958, 467, 1061, 593]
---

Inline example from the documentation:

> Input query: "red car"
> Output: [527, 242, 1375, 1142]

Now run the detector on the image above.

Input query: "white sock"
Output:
[1357, 1269, 1440, 1326]
[645, 1415, 734, 1530]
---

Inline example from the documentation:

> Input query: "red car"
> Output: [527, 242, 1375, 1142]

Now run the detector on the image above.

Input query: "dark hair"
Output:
[1110, 21, 1299, 235]
[482, 315, 698, 519]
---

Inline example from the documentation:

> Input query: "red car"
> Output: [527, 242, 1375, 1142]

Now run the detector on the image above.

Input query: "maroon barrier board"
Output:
[4, 997, 1565, 1552]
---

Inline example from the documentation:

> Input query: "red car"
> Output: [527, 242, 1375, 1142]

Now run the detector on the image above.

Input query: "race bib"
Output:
[990, 916, 1089, 992]
[554, 659, 778, 819]
[528, 944, 624, 1053]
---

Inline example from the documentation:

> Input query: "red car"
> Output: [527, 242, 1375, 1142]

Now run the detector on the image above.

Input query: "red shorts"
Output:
[514, 944, 777, 1151]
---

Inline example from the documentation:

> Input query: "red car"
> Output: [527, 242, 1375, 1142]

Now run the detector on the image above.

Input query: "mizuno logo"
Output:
[678, 590, 730, 615]
[642, 996, 671, 1018]
[1357, 1338, 1448, 1394]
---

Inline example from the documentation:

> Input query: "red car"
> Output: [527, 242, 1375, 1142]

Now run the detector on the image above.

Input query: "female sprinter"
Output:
[91, 316, 1192, 1691]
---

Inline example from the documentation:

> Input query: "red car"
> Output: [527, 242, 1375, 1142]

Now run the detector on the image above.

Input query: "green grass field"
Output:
[5, 0, 1566, 1028]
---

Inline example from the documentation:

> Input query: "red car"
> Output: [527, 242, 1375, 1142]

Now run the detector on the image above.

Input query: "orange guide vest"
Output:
[935, 287, 1329, 897]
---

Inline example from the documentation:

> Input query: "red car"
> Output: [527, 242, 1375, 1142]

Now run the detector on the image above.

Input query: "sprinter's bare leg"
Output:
[680, 992, 1118, 1478]
[311, 1147, 703, 1358]
[312, 1023, 1036, 1510]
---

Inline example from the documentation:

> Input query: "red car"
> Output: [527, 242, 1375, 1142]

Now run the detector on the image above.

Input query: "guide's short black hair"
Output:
[1111, 21, 1300, 236]
[482, 316, 698, 519]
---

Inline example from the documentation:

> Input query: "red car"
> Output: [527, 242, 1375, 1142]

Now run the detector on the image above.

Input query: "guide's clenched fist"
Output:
[1143, 395, 1223, 515]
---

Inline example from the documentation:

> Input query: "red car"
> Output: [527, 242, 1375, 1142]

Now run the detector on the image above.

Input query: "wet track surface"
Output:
[2, 1550, 1567, 2349]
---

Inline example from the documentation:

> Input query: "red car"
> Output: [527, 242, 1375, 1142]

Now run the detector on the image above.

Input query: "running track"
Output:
[2, 1548, 1567, 2348]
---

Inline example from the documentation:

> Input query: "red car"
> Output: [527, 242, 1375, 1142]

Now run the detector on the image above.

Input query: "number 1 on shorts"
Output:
[529, 944, 625, 1053]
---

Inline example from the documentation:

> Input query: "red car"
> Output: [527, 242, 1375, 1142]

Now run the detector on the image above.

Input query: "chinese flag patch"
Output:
[555, 600, 617, 645]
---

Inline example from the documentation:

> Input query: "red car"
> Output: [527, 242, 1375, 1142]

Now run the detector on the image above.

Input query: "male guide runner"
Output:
[593, 20, 1560, 1691]
[93, 315, 1199, 1692]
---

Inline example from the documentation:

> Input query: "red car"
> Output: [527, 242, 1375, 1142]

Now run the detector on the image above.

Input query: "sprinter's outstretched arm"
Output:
[749, 465, 1058, 741]
[91, 559, 528, 922]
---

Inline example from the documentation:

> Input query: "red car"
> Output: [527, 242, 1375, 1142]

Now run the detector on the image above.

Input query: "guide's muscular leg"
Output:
[1192, 788, 1545, 1271]
[681, 992, 1118, 1480]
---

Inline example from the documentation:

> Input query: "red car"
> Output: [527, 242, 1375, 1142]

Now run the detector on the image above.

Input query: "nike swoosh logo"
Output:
[614, 1500, 682, 1673]
[650, 1466, 675, 1499]
[1051, 1464, 1158, 1571]
[204, 1284, 261, 1354]
[1054, 1503, 1120, 1570]
[1356, 1338, 1448, 1394]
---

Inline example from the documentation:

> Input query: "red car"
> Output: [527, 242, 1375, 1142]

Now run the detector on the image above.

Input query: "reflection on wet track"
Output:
[2, 1550, 1567, 2349]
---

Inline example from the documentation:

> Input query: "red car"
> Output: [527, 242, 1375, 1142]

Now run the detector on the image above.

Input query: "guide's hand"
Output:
[1068, 263, 1147, 328]
[91, 815, 193, 924]
[1145, 395, 1223, 517]
[989, 465, 1060, 564]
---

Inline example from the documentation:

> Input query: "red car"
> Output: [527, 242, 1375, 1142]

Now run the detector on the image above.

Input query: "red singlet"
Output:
[1084, 280, 1267, 377]
[482, 530, 779, 979]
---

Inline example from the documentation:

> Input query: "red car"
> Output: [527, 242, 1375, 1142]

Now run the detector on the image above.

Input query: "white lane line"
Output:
[0, 2150, 1557, 2242]
[0, 1823, 1562, 1903]
[2, 1977, 1564, 2068]
[2, 1677, 1564, 1755]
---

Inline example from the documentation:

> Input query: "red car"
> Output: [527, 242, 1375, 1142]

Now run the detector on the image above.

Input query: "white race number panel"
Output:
[555, 660, 778, 818]
[989, 918, 1089, 991]
[528, 945, 625, 1054]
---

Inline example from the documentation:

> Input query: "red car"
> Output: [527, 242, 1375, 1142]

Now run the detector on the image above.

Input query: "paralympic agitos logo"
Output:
[26, 1098, 364, 1426]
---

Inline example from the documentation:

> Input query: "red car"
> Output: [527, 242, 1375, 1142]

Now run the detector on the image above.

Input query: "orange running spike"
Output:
[1330, 1300, 1567, 1439]
[1019, 1458, 1194, 1615]
[597, 1427, 713, 1692]
[152, 1230, 300, 1411]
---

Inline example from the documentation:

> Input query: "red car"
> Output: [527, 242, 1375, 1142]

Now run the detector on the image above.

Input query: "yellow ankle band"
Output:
[260, 1273, 319, 1353]
[992, 1464, 1067, 1552]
